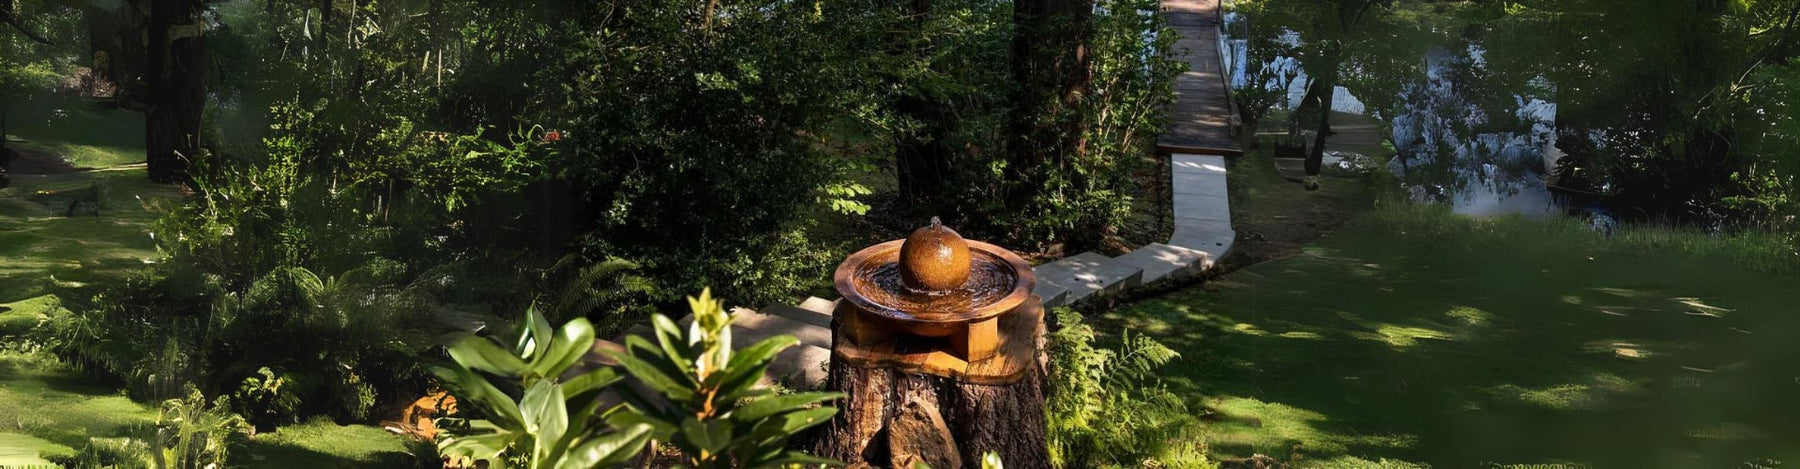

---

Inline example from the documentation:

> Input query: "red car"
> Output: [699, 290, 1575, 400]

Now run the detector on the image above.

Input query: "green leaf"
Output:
[733, 392, 843, 423]
[519, 380, 568, 441]
[438, 431, 513, 461]
[452, 365, 525, 428]
[556, 423, 653, 469]
[769, 406, 838, 436]
[448, 335, 529, 377]
[522, 306, 554, 360]
[560, 368, 622, 400]
[608, 351, 698, 401]
[606, 409, 679, 441]
[534, 317, 597, 378]
[681, 418, 733, 456]
[650, 314, 695, 371]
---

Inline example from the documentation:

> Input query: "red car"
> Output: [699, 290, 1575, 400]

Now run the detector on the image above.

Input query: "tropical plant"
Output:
[155, 385, 252, 469]
[603, 289, 843, 468]
[438, 290, 844, 468]
[436, 307, 650, 468]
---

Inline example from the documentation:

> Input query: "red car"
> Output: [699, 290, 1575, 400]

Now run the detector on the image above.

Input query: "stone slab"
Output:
[734, 308, 832, 350]
[1035, 252, 1144, 304]
[1112, 243, 1211, 283]
[1033, 283, 1070, 308]
[1172, 169, 1228, 196]
[1174, 192, 1232, 223]
[761, 301, 833, 329]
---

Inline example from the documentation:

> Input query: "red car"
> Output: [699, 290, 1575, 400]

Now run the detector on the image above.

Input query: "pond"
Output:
[1219, 4, 1574, 219]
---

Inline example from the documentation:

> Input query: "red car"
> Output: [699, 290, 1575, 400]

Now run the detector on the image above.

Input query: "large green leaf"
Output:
[622, 335, 699, 388]
[710, 336, 798, 401]
[556, 423, 653, 469]
[681, 418, 734, 456]
[560, 368, 622, 400]
[524, 306, 554, 360]
[607, 351, 698, 401]
[438, 431, 513, 461]
[520, 380, 568, 452]
[534, 317, 597, 378]
[452, 365, 525, 428]
[766, 404, 835, 434]
[650, 314, 695, 372]
[733, 391, 843, 423]
[449, 335, 530, 377]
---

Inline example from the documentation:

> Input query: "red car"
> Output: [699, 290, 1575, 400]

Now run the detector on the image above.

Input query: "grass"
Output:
[1098, 202, 1800, 467]
[4, 93, 145, 169]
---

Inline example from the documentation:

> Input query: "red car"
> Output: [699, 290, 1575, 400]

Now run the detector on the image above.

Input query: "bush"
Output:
[438, 290, 840, 468]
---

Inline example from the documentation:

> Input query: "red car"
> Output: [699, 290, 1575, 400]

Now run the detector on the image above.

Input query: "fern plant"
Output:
[602, 289, 842, 468]
[1045, 308, 1207, 468]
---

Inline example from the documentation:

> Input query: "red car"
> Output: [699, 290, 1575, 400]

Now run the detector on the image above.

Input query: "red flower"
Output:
[544, 130, 562, 142]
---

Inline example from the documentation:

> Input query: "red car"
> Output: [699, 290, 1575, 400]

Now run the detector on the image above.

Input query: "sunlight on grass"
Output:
[1482, 373, 1641, 411]
[0, 432, 70, 467]
[239, 418, 419, 468]
[1100, 202, 1800, 466]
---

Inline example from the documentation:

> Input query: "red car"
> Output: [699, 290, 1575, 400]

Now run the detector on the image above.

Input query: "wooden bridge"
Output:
[1159, 0, 1243, 157]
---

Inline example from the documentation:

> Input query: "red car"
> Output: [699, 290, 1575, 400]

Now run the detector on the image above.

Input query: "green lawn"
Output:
[4, 93, 146, 169]
[1099, 204, 1800, 467]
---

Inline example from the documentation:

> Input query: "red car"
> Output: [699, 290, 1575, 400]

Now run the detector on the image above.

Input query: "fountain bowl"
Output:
[833, 238, 1035, 338]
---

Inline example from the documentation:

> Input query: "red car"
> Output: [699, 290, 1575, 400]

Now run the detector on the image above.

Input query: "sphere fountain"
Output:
[817, 218, 1051, 467]
[832, 217, 1035, 363]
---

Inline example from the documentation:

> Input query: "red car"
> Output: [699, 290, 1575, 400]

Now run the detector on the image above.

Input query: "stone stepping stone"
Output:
[1034, 283, 1071, 308]
[733, 308, 832, 350]
[1035, 252, 1143, 305]
[1112, 243, 1211, 284]
[760, 296, 836, 328]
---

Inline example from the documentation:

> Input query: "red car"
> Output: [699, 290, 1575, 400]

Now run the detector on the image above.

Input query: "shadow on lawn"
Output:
[1101, 215, 1800, 467]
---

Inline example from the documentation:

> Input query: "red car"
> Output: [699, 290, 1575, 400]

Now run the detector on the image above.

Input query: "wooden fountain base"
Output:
[812, 295, 1050, 469]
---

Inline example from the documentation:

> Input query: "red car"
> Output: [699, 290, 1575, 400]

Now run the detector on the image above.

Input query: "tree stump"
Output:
[812, 296, 1050, 469]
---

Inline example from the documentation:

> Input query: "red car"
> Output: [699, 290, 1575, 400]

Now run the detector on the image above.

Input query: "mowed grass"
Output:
[4, 93, 145, 169]
[1099, 203, 1800, 467]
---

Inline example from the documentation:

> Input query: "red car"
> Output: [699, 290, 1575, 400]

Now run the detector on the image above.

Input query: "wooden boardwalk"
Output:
[1159, 0, 1243, 157]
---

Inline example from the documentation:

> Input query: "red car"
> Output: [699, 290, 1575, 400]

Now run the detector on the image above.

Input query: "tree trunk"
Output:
[1299, 45, 1340, 177]
[1005, 0, 1093, 221]
[144, 0, 206, 183]
[811, 297, 1051, 469]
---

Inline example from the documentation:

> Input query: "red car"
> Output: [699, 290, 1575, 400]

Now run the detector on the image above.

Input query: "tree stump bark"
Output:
[812, 296, 1050, 469]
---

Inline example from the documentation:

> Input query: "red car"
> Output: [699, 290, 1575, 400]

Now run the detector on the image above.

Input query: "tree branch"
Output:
[2, 14, 53, 46]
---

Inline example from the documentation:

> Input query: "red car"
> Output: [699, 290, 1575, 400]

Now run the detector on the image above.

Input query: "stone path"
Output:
[588, 0, 1241, 389]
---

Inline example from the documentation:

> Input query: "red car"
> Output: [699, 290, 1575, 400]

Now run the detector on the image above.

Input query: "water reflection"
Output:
[1222, 14, 1562, 218]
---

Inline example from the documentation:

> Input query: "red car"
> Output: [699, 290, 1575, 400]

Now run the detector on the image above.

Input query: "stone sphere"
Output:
[899, 217, 971, 291]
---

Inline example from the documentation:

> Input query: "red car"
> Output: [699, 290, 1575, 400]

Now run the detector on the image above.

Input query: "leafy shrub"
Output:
[1046, 308, 1212, 468]
[438, 290, 841, 468]
[605, 289, 842, 468]
[436, 307, 650, 468]
[155, 386, 252, 469]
